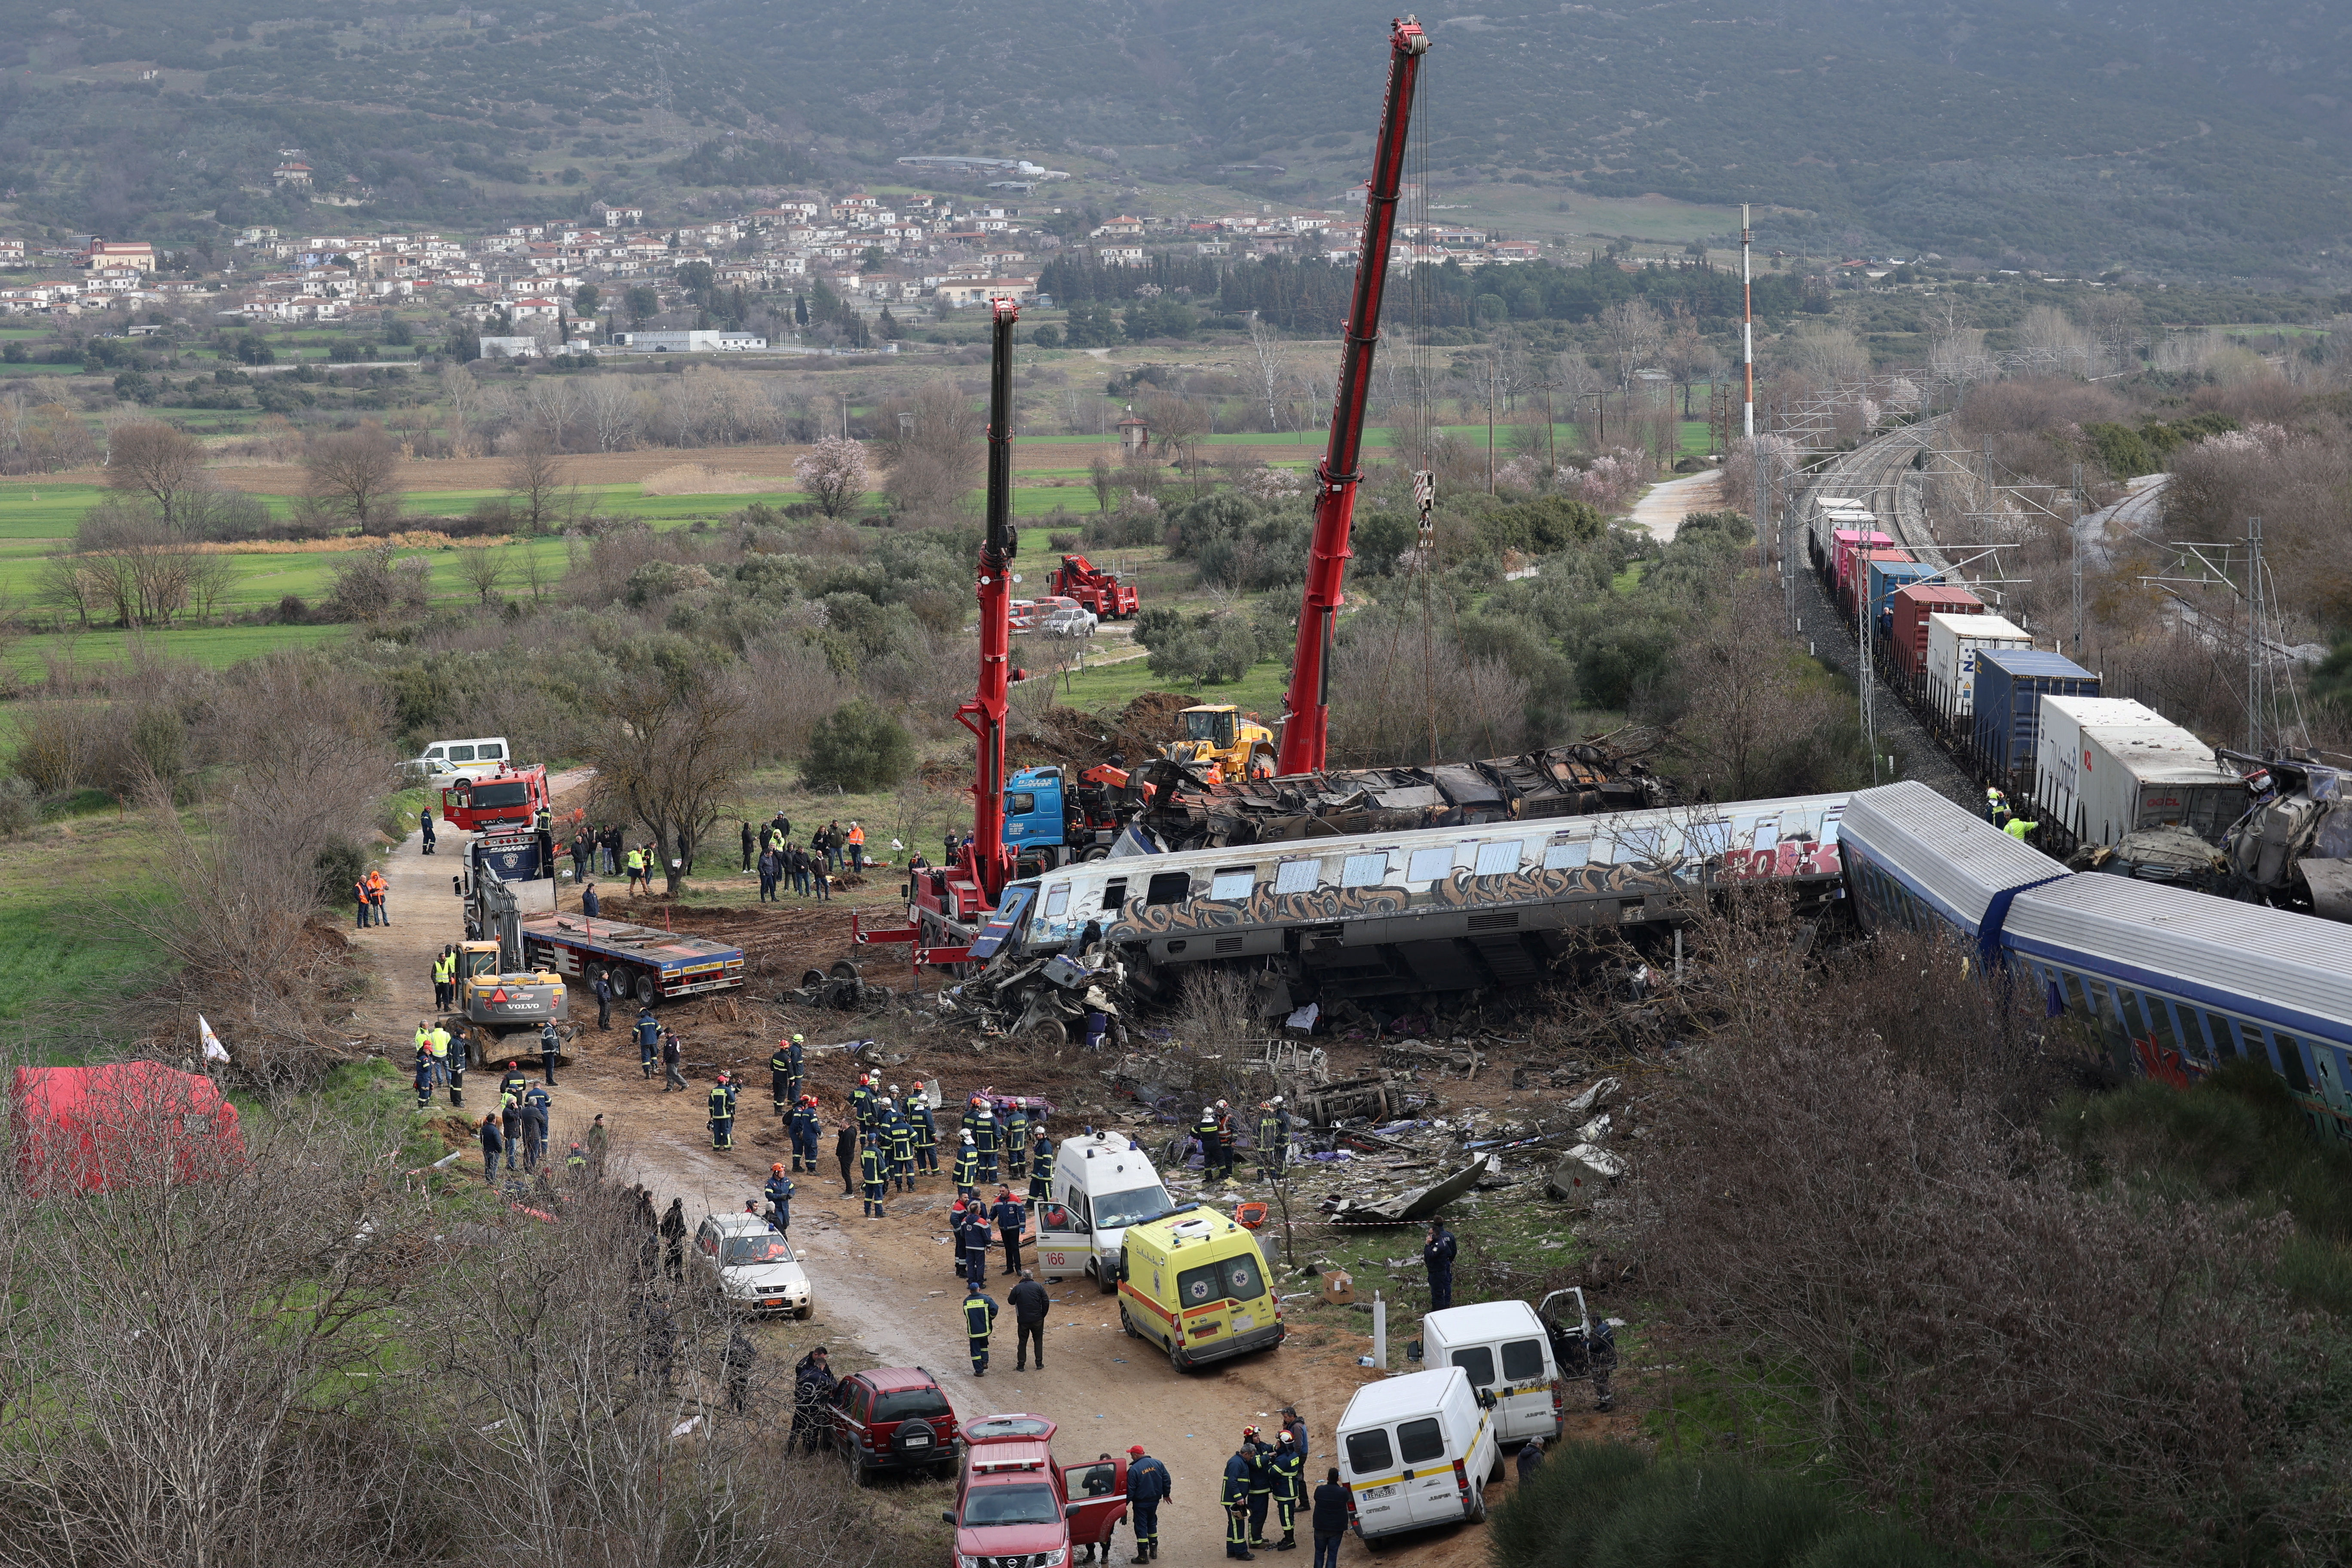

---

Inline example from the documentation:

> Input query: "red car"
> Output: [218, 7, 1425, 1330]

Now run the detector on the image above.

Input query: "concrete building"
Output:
[615, 330, 767, 351]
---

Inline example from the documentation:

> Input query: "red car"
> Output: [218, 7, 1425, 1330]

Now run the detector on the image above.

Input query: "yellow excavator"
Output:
[1161, 704, 1277, 782]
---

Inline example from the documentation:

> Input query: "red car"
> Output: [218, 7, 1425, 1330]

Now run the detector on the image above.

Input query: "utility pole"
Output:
[2068, 462, 2083, 661]
[2247, 514, 2265, 756]
[1536, 380, 1557, 477]
[1582, 392, 1605, 446]
[1740, 202, 1755, 441]
[1485, 354, 1497, 493]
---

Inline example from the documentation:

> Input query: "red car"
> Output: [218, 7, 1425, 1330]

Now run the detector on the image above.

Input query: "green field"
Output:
[0, 798, 172, 1024]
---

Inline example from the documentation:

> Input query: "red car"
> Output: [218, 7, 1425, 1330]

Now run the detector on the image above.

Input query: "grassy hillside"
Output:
[1, 0, 2346, 279]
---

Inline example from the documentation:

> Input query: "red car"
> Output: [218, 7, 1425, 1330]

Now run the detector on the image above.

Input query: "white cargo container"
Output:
[1924, 613, 2032, 721]
[2033, 696, 2247, 849]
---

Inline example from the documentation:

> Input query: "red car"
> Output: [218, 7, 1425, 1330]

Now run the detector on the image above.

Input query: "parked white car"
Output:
[1037, 605, 1099, 638]
[692, 1211, 813, 1317]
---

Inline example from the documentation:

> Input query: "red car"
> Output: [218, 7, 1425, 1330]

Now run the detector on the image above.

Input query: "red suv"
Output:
[828, 1366, 962, 1484]
[944, 1414, 1128, 1568]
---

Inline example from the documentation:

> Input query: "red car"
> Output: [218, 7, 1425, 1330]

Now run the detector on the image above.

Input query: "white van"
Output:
[1421, 1300, 1562, 1445]
[404, 735, 513, 783]
[1336, 1365, 1501, 1539]
[1034, 1131, 1174, 1294]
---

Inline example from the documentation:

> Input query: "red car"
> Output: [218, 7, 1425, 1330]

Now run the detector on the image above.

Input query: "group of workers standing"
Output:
[1190, 1097, 1293, 1182]
[742, 815, 866, 886]
[1219, 1412, 1323, 1560]
[566, 826, 670, 896]
[1984, 785, 2039, 842]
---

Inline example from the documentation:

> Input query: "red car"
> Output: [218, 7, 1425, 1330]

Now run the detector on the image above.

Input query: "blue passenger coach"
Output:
[1839, 783, 2352, 1142]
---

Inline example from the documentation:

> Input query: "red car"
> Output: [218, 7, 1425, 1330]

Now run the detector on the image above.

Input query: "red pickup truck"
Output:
[944, 1414, 1127, 1568]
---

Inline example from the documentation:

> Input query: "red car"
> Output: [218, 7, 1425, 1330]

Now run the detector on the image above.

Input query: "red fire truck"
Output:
[439, 764, 549, 833]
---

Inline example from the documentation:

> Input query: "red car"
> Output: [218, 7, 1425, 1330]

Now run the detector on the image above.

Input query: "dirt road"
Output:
[359, 806, 1614, 1566]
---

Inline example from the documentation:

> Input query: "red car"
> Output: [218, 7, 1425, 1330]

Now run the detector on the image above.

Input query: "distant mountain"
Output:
[2, 0, 2347, 282]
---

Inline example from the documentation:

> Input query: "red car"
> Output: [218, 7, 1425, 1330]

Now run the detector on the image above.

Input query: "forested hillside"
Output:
[1, 0, 2347, 279]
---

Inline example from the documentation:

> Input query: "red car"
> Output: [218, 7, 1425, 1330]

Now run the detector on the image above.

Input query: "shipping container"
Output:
[2032, 696, 2247, 850]
[1925, 612, 2032, 721]
[1866, 559, 1939, 637]
[1845, 548, 1914, 618]
[1832, 529, 1895, 600]
[1972, 648, 2099, 783]
[1890, 583, 1984, 680]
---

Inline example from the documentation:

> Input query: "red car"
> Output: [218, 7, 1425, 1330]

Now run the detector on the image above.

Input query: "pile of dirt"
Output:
[1008, 690, 1204, 773]
[1117, 690, 1203, 748]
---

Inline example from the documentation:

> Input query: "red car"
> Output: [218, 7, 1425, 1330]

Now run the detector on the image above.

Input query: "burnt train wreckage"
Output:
[1114, 738, 1669, 856]
[936, 795, 1850, 1039]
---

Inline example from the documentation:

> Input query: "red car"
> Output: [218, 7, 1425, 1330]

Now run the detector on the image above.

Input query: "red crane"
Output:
[876, 297, 1024, 963]
[1274, 14, 1432, 777]
[956, 297, 1023, 913]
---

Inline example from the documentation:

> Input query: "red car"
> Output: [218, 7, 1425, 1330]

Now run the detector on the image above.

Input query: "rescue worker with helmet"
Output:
[708, 1072, 736, 1150]
[909, 1081, 939, 1173]
[963, 1282, 999, 1376]
[1268, 1430, 1305, 1550]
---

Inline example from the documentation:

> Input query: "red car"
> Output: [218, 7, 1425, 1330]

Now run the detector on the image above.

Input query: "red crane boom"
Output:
[954, 298, 1023, 913]
[1275, 14, 1431, 776]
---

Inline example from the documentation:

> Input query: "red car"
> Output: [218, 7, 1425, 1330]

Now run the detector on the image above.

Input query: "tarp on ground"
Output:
[9, 1063, 244, 1193]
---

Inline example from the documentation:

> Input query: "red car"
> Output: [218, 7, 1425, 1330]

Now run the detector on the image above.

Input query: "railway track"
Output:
[1789, 418, 1975, 807]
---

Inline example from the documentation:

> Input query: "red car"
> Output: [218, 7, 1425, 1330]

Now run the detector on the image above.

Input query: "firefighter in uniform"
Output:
[763, 1164, 794, 1233]
[788, 1094, 821, 1173]
[1194, 1105, 1222, 1178]
[910, 1081, 939, 1173]
[953, 1129, 980, 1199]
[499, 1060, 531, 1109]
[769, 1039, 795, 1120]
[707, 1073, 735, 1151]
[972, 1101, 1000, 1185]
[1028, 1124, 1054, 1204]
[1222, 1441, 1256, 1560]
[963, 1285, 998, 1376]
[1268, 1430, 1305, 1550]
[961, 1204, 993, 1288]
[886, 1096, 917, 1193]
[1257, 1099, 1290, 1179]
[1003, 1102, 1030, 1180]
[445, 1033, 466, 1109]
[1243, 1426, 1274, 1547]
[1215, 1101, 1240, 1181]
[860, 1138, 888, 1218]
[849, 1072, 876, 1136]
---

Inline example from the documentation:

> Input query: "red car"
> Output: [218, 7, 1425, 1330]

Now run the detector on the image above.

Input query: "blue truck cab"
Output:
[1004, 766, 1070, 856]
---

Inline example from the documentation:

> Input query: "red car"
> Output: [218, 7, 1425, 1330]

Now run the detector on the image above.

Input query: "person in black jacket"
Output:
[477, 1112, 502, 1184]
[835, 1120, 860, 1197]
[791, 1347, 836, 1453]
[659, 1197, 686, 1281]
[1126, 1445, 1172, 1563]
[1007, 1268, 1050, 1370]
[1310, 1468, 1349, 1568]
[1422, 1218, 1458, 1311]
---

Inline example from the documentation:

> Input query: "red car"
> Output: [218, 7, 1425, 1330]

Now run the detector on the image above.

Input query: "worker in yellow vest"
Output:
[427, 1023, 453, 1090]
[432, 946, 456, 1010]
[625, 844, 646, 895]
[846, 821, 867, 873]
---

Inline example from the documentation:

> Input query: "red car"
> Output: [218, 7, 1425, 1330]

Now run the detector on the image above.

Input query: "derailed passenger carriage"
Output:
[1839, 781, 2352, 1143]
[971, 794, 1850, 1016]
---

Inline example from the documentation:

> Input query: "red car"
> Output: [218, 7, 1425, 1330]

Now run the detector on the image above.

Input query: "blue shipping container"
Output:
[1972, 648, 2099, 778]
[1867, 560, 1938, 637]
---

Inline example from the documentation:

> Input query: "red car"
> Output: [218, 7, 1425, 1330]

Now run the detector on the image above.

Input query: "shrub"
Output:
[0, 775, 39, 837]
[1489, 1439, 1651, 1568]
[802, 700, 913, 792]
[312, 839, 367, 908]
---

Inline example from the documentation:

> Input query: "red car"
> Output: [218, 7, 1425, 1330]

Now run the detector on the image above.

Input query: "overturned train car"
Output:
[967, 793, 1849, 1015]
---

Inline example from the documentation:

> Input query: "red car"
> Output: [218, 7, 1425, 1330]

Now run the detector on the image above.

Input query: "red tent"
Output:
[9, 1064, 244, 1193]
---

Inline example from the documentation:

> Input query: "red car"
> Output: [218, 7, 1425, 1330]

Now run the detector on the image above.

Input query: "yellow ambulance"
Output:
[1115, 1206, 1285, 1372]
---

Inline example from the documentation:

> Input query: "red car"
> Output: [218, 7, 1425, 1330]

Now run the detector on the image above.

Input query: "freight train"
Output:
[1839, 781, 2352, 1142]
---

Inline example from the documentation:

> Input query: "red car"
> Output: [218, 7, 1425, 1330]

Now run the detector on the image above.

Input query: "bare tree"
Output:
[576, 374, 643, 451]
[31, 551, 101, 629]
[503, 432, 567, 535]
[456, 545, 511, 605]
[1089, 452, 1116, 513]
[521, 374, 578, 450]
[1597, 298, 1664, 392]
[876, 380, 983, 521]
[303, 423, 405, 532]
[1246, 314, 1290, 429]
[585, 664, 752, 894]
[103, 420, 207, 527]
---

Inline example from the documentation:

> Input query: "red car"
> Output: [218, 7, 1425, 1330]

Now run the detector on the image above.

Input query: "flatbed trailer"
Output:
[518, 910, 745, 1006]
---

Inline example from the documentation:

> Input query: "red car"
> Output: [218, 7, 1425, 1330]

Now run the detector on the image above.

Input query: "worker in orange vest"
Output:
[366, 868, 390, 926]
[846, 821, 866, 873]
